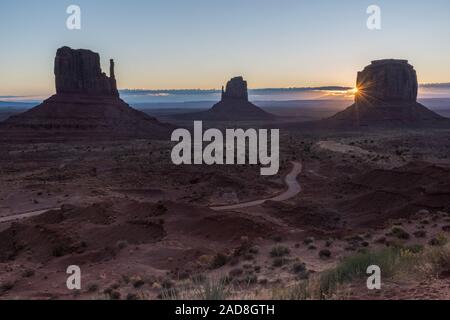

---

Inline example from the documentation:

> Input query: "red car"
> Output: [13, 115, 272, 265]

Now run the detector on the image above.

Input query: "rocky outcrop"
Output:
[1, 47, 172, 141]
[325, 59, 446, 127]
[355, 59, 418, 105]
[55, 47, 119, 97]
[178, 77, 275, 121]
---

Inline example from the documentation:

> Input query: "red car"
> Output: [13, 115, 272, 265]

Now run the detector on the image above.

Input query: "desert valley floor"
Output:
[1, 121, 449, 300]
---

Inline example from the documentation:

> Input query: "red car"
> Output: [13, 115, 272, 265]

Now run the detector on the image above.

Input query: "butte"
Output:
[178, 76, 275, 121]
[324, 59, 447, 128]
[0, 46, 172, 141]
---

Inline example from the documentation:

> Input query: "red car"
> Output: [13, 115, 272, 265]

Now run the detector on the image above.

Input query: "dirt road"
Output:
[211, 161, 302, 211]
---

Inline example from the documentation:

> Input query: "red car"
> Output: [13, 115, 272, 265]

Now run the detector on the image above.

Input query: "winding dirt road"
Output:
[211, 161, 302, 211]
[0, 161, 303, 222]
[0, 207, 59, 224]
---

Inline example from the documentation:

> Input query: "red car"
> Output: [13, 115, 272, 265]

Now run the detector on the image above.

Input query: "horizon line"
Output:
[121, 82, 450, 93]
[2, 83, 450, 102]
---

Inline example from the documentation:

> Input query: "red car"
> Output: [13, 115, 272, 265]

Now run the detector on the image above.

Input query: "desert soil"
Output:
[0, 127, 449, 300]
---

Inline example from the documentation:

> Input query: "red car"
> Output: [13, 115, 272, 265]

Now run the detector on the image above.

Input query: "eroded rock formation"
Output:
[221, 76, 249, 101]
[355, 59, 418, 105]
[54, 47, 119, 96]
[326, 59, 445, 127]
[1, 47, 171, 141]
[179, 76, 274, 121]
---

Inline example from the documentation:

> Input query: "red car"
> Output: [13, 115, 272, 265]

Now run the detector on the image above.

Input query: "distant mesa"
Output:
[326, 59, 446, 127]
[178, 77, 275, 121]
[1, 47, 172, 141]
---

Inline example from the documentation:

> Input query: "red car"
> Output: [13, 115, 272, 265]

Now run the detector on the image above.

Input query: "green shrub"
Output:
[319, 247, 402, 297]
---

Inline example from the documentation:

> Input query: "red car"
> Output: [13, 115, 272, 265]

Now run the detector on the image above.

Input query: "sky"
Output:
[1, 0, 450, 98]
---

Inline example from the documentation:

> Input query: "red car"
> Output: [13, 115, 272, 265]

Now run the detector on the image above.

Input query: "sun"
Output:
[350, 87, 359, 94]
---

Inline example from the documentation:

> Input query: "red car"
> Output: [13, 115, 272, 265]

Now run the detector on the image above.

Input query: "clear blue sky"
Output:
[1, 0, 450, 96]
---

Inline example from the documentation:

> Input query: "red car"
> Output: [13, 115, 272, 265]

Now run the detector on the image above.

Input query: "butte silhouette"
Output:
[1, 47, 172, 141]
[325, 59, 446, 127]
[179, 76, 275, 121]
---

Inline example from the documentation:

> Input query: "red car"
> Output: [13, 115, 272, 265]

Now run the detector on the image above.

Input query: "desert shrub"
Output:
[248, 246, 260, 255]
[132, 277, 145, 288]
[243, 274, 258, 285]
[194, 278, 231, 300]
[210, 253, 229, 269]
[191, 274, 207, 284]
[159, 288, 180, 300]
[275, 243, 450, 300]
[109, 290, 121, 300]
[270, 246, 290, 258]
[126, 293, 139, 300]
[110, 283, 120, 290]
[220, 275, 233, 285]
[390, 227, 410, 240]
[319, 249, 332, 259]
[292, 262, 307, 274]
[161, 278, 174, 289]
[413, 230, 427, 238]
[426, 244, 450, 275]
[22, 269, 35, 278]
[160, 278, 230, 300]
[87, 283, 99, 292]
[406, 244, 424, 254]
[272, 258, 288, 267]
[429, 234, 448, 247]
[272, 280, 312, 300]
[0, 281, 14, 293]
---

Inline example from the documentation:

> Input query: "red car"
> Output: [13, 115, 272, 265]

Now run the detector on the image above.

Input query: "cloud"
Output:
[420, 83, 450, 89]
[0, 95, 45, 103]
